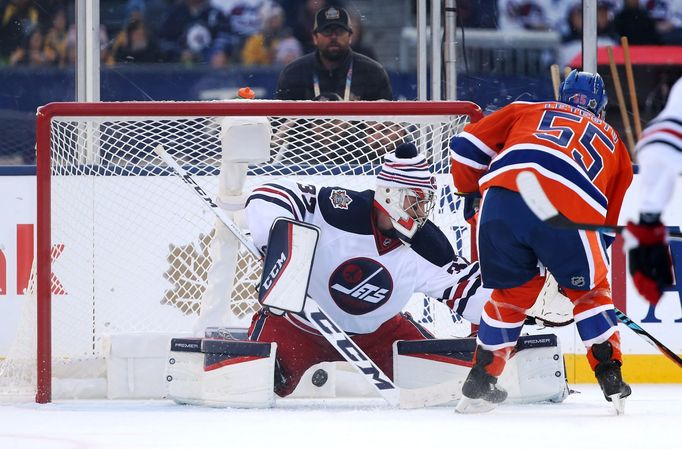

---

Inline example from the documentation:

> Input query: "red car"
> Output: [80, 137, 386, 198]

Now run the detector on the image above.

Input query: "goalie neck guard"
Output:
[374, 143, 437, 245]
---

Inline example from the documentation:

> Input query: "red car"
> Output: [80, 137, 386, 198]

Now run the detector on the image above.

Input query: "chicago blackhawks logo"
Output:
[330, 189, 353, 209]
[329, 257, 393, 314]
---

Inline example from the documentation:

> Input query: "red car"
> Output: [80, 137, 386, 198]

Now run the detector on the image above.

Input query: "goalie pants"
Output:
[248, 309, 433, 397]
[475, 187, 622, 376]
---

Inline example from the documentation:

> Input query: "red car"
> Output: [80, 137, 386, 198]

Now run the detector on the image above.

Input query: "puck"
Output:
[311, 368, 328, 387]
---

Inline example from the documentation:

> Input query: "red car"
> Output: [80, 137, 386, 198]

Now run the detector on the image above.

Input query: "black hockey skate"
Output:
[456, 347, 508, 414]
[592, 341, 631, 415]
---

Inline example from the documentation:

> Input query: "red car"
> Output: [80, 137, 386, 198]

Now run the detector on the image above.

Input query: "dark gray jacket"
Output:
[275, 50, 393, 101]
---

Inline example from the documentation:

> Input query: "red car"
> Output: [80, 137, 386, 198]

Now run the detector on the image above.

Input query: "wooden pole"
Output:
[550, 64, 561, 100]
[607, 45, 636, 156]
[621, 36, 642, 140]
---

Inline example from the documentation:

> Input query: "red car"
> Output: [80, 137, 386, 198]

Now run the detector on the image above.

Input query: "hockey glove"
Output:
[623, 220, 674, 305]
[459, 194, 479, 223]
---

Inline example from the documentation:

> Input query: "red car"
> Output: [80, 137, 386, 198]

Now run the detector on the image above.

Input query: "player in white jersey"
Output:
[624, 77, 682, 304]
[244, 142, 489, 396]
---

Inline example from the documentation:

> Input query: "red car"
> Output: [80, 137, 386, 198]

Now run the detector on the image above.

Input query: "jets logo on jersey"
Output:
[328, 257, 393, 314]
[330, 189, 353, 209]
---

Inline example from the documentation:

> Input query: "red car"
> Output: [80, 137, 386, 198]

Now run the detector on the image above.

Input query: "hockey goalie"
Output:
[166, 131, 569, 408]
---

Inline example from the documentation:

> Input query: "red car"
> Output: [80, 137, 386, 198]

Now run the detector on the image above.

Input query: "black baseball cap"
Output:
[313, 7, 352, 33]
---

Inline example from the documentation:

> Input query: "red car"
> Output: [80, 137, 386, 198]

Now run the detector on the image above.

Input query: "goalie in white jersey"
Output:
[244, 142, 488, 397]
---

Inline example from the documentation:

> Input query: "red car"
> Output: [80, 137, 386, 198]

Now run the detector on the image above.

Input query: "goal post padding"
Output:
[1, 101, 482, 403]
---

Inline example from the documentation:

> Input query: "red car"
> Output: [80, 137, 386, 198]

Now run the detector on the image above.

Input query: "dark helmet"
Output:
[559, 70, 608, 117]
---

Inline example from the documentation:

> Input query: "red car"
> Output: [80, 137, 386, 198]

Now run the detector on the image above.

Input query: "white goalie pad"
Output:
[393, 334, 568, 405]
[500, 334, 569, 403]
[166, 338, 276, 408]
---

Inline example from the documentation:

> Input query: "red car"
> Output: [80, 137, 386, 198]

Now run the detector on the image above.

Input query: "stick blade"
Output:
[516, 171, 559, 222]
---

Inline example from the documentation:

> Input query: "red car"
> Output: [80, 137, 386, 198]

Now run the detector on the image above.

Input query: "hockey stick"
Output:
[516, 171, 682, 368]
[154, 144, 462, 408]
[614, 309, 682, 368]
[515, 171, 682, 238]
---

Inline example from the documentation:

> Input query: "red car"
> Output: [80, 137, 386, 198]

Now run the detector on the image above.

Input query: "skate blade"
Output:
[608, 393, 626, 415]
[455, 396, 497, 414]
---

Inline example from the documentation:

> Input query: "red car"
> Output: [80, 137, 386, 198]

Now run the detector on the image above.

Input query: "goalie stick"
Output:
[515, 171, 682, 238]
[154, 144, 463, 408]
[516, 170, 682, 368]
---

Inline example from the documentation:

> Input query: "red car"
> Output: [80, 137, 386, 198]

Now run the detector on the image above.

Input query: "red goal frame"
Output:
[34, 100, 483, 403]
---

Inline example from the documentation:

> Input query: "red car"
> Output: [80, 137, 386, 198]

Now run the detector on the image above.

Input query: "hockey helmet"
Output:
[559, 70, 608, 117]
[374, 142, 437, 244]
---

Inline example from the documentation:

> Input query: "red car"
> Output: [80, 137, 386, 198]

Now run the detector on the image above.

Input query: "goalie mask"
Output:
[374, 143, 437, 244]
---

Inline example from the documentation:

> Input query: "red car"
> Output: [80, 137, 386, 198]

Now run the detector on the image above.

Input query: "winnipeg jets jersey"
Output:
[636, 77, 682, 215]
[245, 180, 487, 334]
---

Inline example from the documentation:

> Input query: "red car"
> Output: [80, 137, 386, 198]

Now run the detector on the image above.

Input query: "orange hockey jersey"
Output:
[450, 101, 633, 225]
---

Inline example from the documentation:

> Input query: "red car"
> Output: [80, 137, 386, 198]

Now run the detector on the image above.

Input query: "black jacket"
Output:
[275, 50, 393, 101]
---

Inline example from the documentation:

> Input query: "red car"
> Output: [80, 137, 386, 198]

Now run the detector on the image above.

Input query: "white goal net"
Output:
[0, 100, 482, 402]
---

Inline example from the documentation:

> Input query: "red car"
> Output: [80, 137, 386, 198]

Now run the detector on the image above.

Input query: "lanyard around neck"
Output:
[313, 58, 354, 101]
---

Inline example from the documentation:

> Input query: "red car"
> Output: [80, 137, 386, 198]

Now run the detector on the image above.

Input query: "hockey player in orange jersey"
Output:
[450, 70, 634, 414]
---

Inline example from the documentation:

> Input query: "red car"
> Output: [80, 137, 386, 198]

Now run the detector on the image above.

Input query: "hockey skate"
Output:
[592, 341, 631, 415]
[455, 348, 508, 414]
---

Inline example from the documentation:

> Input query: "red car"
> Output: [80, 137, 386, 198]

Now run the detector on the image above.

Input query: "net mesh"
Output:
[0, 104, 476, 401]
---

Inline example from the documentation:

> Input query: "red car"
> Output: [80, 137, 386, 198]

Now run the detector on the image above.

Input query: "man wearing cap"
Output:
[243, 142, 487, 397]
[275, 6, 393, 101]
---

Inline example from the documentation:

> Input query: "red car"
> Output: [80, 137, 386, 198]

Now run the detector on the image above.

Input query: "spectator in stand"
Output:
[9, 27, 52, 66]
[241, 2, 302, 66]
[158, 0, 232, 67]
[348, 11, 376, 61]
[35, 0, 68, 29]
[211, 0, 279, 61]
[43, 7, 69, 67]
[497, 0, 566, 31]
[558, 2, 617, 68]
[644, 0, 682, 45]
[108, 8, 161, 65]
[276, 6, 392, 101]
[65, 21, 110, 65]
[614, 0, 661, 45]
[0, 0, 40, 63]
[291, 0, 345, 54]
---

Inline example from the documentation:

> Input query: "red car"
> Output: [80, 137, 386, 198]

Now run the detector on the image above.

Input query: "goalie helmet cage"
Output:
[19, 100, 482, 403]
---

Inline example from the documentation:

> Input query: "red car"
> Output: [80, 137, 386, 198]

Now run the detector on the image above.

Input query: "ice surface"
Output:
[0, 384, 680, 449]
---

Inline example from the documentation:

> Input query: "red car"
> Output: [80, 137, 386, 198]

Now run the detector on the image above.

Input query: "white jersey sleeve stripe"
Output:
[251, 185, 304, 221]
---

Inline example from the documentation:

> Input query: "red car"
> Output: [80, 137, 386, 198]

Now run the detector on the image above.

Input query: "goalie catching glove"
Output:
[623, 217, 674, 305]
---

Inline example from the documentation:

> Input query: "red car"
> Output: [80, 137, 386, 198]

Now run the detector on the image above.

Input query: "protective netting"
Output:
[0, 102, 478, 401]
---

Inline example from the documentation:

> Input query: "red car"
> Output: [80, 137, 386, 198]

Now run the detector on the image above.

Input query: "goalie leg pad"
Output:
[166, 338, 276, 408]
[499, 334, 569, 403]
[393, 334, 568, 405]
[393, 338, 476, 404]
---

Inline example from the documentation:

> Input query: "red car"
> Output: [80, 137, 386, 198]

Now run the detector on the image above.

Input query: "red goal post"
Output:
[26, 100, 483, 403]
